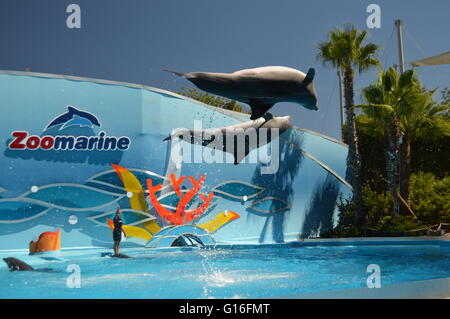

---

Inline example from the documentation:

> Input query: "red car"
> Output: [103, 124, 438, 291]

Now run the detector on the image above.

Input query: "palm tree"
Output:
[360, 68, 416, 215]
[360, 67, 449, 216]
[317, 24, 381, 225]
[397, 82, 449, 212]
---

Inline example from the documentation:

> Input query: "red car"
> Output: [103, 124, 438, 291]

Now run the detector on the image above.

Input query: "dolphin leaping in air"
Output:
[164, 113, 291, 165]
[165, 66, 318, 120]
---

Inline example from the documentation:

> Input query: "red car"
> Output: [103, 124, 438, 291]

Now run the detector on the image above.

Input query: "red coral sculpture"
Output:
[147, 173, 214, 225]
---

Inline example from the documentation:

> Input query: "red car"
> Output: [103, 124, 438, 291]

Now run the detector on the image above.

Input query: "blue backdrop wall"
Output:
[0, 71, 352, 251]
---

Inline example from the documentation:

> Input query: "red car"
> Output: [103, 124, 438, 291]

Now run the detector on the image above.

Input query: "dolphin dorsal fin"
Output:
[301, 68, 315, 87]
[67, 105, 78, 113]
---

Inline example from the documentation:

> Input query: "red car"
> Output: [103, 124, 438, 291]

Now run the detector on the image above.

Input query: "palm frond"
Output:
[316, 24, 381, 72]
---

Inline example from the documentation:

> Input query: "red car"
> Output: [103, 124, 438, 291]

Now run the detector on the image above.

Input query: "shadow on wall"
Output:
[250, 129, 305, 243]
[4, 126, 124, 165]
[300, 174, 340, 238]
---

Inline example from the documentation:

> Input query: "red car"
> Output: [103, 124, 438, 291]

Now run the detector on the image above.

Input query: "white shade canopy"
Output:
[411, 51, 450, 67]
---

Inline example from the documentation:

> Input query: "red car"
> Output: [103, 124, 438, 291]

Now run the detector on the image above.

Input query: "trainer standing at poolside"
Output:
[113, 207, 123, 255]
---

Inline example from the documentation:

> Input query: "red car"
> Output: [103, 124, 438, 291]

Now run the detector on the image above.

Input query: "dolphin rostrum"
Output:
[164, 113, 291, 166]
[3, 257, 34, 271]
[3, 257, 57, 272]
[165, 66, 318, 120]
[45, 105, 101, 130]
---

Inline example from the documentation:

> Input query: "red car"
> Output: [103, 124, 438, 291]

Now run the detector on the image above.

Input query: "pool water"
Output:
[1, 242, 449, 299]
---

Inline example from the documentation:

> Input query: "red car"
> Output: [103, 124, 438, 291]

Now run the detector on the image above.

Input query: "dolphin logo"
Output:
[45, 106, 101, 131]
[60, 115, 95, 130]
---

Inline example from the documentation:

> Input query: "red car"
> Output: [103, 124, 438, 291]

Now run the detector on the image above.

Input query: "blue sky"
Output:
[1, 0, 449, 140]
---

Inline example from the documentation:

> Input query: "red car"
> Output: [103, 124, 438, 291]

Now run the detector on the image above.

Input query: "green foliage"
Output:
[333, 110, 450, 238]
[442, 87, 449, 104]
[176, 87, 250, 114]
[361, 184, 394, 224]
[411, 133, 450, 179]
[353, 116, 388, 192]
[316, 23, 381, 73]
[409, 172, 450, 224]
[352, 114, 450, 186]
[317, 26, 448, 237]
[331, 185, 422, 235]
[360, 68, 419, 134]
[359, 68, 449, 141]
[361, 185, 422, 233]
[323, 172, 450, 237]
[320, 195, 363, 237]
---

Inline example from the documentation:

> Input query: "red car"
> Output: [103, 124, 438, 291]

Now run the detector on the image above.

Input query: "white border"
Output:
[88, 208, 156, 227]
[19, 183, 125, 211]
[248, 196, 292, 214]
[211, 180, 265, 200]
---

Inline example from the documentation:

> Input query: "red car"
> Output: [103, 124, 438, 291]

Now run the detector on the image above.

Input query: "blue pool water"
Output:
[1, 241, 449, 299]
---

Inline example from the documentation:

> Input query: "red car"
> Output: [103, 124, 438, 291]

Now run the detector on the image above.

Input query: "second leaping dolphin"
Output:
[165, 66, 318, 120]
[164, 113, 291, 165]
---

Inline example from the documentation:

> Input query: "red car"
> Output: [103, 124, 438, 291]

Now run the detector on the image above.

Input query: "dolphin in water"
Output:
[112, 253, 131, 259]
[164, 113, 291, 165]
[101, 252, 132, 258]
[45, 105, 101, 130]
[3, 257, 60, 272]
[3, 257, 34, 271]
[165, 66, 318, 120]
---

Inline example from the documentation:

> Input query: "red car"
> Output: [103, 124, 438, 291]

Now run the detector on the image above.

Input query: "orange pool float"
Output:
[29, 229, 61, 254]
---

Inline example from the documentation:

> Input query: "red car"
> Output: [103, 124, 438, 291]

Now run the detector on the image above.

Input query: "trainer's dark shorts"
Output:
[113, 231, 121, 242]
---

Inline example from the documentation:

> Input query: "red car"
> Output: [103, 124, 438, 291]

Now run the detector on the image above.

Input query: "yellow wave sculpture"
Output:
[106, 218, 152, 242]
[112, 164, 161, 238]
[197, 210, 239, 233]
[111, 164, 241, 241]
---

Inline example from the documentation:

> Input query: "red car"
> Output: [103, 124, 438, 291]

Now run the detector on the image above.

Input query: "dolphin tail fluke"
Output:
[163, 69, 186, 77]
[249, 103, 274, 120]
